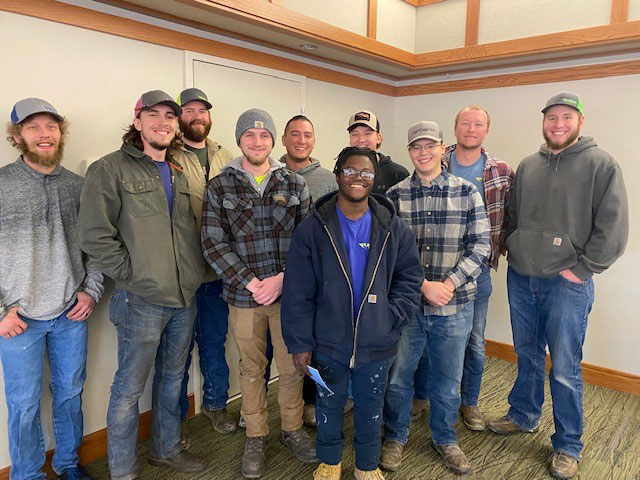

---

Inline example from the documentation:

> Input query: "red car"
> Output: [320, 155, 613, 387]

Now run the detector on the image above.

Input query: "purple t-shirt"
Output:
[337, 206, 372, 317]
[154, 160, 173, 217]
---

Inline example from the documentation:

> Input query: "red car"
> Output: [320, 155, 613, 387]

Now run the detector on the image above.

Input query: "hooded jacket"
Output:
[373, 153, 410, 195]
[505, 136, 628, 280]
[279, 155, 337, 203]
[281, 192, 423, 367]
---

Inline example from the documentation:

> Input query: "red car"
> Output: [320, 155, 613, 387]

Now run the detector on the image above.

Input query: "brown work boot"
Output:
[460, 404, 486, 431]
[241, 436, 267, 479]
[487, 415, 537, 435]
[280, 428, 318, 463]
[379, 439, 403, 471]
[312, 462, 342, 479]
[180, 419, 190, 450]
[303, 403, 317, 427]
[411, 398, 429, 421]
[202, 407, 237, 434]
[354, 467, 385, 479]
[148, 451, 205, 473]
[549, 452, 579, 479]
[430, 441, 471, 475]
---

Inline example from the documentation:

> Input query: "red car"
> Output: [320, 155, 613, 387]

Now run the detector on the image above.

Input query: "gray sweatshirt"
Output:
[280, 156, 337, 203]
[0, 157, 104, 320]
[505, 137, 628, 280]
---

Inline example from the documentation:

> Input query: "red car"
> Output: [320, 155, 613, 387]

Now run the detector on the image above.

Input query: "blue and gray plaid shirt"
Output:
[387, 170, 490, 316]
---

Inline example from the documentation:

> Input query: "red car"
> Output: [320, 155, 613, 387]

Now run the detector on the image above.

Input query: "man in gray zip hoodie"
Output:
[488, 92, 628, 480]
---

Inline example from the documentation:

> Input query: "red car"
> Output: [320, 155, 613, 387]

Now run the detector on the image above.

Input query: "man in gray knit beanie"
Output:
[235, 108, 277, 146]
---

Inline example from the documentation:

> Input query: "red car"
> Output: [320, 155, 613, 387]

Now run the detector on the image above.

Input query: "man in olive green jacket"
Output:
[173, 88, 237, 444]
[78, 90, 205, 479]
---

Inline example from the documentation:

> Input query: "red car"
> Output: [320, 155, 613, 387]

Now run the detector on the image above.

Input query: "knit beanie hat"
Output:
[235, 108, 276, 146]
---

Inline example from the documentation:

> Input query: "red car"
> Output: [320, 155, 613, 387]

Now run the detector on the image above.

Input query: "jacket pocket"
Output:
[176, 184, 193, 218]
[122, 179, 159, 217]
[272, 193, 299, 235]
[315, 280, 347, 345]
[221, 195, 255, 236]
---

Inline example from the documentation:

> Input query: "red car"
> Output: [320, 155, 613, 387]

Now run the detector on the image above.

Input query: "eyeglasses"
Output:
[409, 143, 442, 152]
[342, 167, 375, 181]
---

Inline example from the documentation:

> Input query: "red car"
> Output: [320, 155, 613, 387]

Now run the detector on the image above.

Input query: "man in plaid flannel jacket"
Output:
[201, 108, 314, 479]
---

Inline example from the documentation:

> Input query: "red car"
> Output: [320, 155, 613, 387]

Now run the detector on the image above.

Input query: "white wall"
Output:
[377, 0, 416, 52]
[392, 75, 640, 375]
[630, 0, 640, 20]
[282, 0, 368, 37]
[415, 0, 466, 52]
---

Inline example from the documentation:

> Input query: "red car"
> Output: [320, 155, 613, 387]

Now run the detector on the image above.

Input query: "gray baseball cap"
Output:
[407, 120, 443, 146]
[235, 108, 276, 146]
[10, 98, 64, 124]
[542, 91, 584, 115]
[177, 87, 212, 109]
[134, 90, 182, 117]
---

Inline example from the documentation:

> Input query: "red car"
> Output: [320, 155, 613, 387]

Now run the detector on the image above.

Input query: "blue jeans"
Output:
[180, 281, 230, 419]
[106, 289, 196, 479]
[384, 303, 474, 446]
[0, 310, 87, 480]
[461, 266, 492, 406]
[313, 352, 392, 471]
[506, 267, 593, 460]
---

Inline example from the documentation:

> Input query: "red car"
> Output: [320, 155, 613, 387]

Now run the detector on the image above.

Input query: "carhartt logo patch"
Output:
[368, 294, 377, 304]
[254, 120, 264, 128]
[553, 237, 562, 246]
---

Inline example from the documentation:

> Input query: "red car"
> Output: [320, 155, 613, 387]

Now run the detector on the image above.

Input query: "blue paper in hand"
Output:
[307, 366, 334, 395]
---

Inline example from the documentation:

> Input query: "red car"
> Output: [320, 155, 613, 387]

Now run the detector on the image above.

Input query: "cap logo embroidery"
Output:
[254, 120, 264, 128]
[354, 112, 370, 121]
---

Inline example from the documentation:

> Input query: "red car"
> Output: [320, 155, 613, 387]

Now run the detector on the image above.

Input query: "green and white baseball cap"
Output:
[542, 91, 584, 115]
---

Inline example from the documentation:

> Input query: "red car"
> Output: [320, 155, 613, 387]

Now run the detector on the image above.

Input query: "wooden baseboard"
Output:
[0, 394, 195, 480]
[485, 339, 640, 396]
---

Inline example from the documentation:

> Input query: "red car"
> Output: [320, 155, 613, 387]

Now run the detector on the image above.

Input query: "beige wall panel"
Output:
[282, 0, 368, 36]
[630, 0, 640, 20]
[415, 0, 466, 53]
[377, 0, 416, 52]
[392, 75, 639, 375]
[479, 0, 611, 44]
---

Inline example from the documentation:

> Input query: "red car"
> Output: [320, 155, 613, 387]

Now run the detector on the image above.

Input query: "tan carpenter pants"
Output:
[228, 302, 304, 437]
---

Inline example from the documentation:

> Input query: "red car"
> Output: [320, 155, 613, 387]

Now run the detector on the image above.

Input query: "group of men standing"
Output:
[0, 88, 628, 480]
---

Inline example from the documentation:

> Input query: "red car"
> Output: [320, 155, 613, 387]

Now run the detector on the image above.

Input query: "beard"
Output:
[245, 153, 270, 166]
[18, 138, 65, 168]
[543, 128, 580, 152]
[179, 118, 211, 143]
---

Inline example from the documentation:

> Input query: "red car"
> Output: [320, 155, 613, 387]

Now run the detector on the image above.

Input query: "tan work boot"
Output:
[303, 403, 317, 427]
[353, 467, 385, 479]
[241, 436, 267, 479]
[379, 440, 403, 471]
[549, 452, 579, 479]
[487, 415, 537, 435]
[460, 404, 486, 431]
[430, 441, 471, 475]
[313, 462, 342, 479]
[202, 407, 237, 434]
[411, 398, 429, 421]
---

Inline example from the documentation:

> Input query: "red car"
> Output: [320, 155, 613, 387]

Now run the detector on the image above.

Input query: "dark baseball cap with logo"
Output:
[134, 90, 182, 117]
[407, 120, 443, 146]
[176, 87, 212, 109]
[347, 110, 380, 132]
[542, 91, 584, 115]
[10, 98, 64, 124]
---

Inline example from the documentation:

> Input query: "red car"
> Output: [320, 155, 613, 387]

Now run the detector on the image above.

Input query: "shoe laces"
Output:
[358, 467, 385, 479]
[314, 463, 341, 478]
[286, 428, 309, 444]
[245, 437, 266, 455]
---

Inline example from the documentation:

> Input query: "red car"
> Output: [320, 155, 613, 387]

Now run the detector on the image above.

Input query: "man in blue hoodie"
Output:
[281, 146, 423, 480]
[488, 92, 628, 480]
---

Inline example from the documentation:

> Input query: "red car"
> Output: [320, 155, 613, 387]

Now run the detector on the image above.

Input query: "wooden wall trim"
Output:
[396, 59, 640, 96]
[464, 0, 480, 46]
[403, 0, 449, 5]
[0, 0, 396, 96]
[0, 395, 195, 480]
[486, 340, 640, 396]
[367, 0, 378, 40]
[611, 0, 630, 23]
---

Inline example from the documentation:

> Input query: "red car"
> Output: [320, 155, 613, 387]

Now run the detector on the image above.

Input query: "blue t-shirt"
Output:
[336, 206, 372, 317]
[450, 151, 486, 204]
[154, 160, 173, 217]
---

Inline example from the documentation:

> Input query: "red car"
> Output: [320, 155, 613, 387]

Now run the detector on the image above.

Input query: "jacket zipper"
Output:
[323, 224, 391, 368]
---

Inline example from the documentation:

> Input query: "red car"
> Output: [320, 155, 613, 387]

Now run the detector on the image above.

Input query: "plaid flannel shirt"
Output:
[201, 157, 310, 307]
[387, 171, 490, 316]
[443, 145, 514, 270]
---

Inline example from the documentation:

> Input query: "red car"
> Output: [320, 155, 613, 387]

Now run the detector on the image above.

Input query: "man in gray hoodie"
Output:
[488, 92, 628, 480]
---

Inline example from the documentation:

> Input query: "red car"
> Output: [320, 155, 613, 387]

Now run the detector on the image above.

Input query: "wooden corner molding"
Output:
[611, 0, 630, 23]
[403, 0, 449, 5]
[368, 0, 378, 40]
[464, 0, 480, 46]
[486, 340, 640, 396]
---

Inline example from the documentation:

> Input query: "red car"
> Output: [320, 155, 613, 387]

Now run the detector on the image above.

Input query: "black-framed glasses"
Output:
[342, 167, 375, 181]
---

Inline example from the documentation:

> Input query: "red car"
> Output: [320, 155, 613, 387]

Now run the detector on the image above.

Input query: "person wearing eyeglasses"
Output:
[380, 121, 490, 476]
[281, 146, 423, 480]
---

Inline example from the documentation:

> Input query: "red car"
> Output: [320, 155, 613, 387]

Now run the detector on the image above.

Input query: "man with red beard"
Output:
[174, 88, 236, 447]
[488, 92, 628, 479]
[78, 90, 206, 479]
[0, 98, 104, 480]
